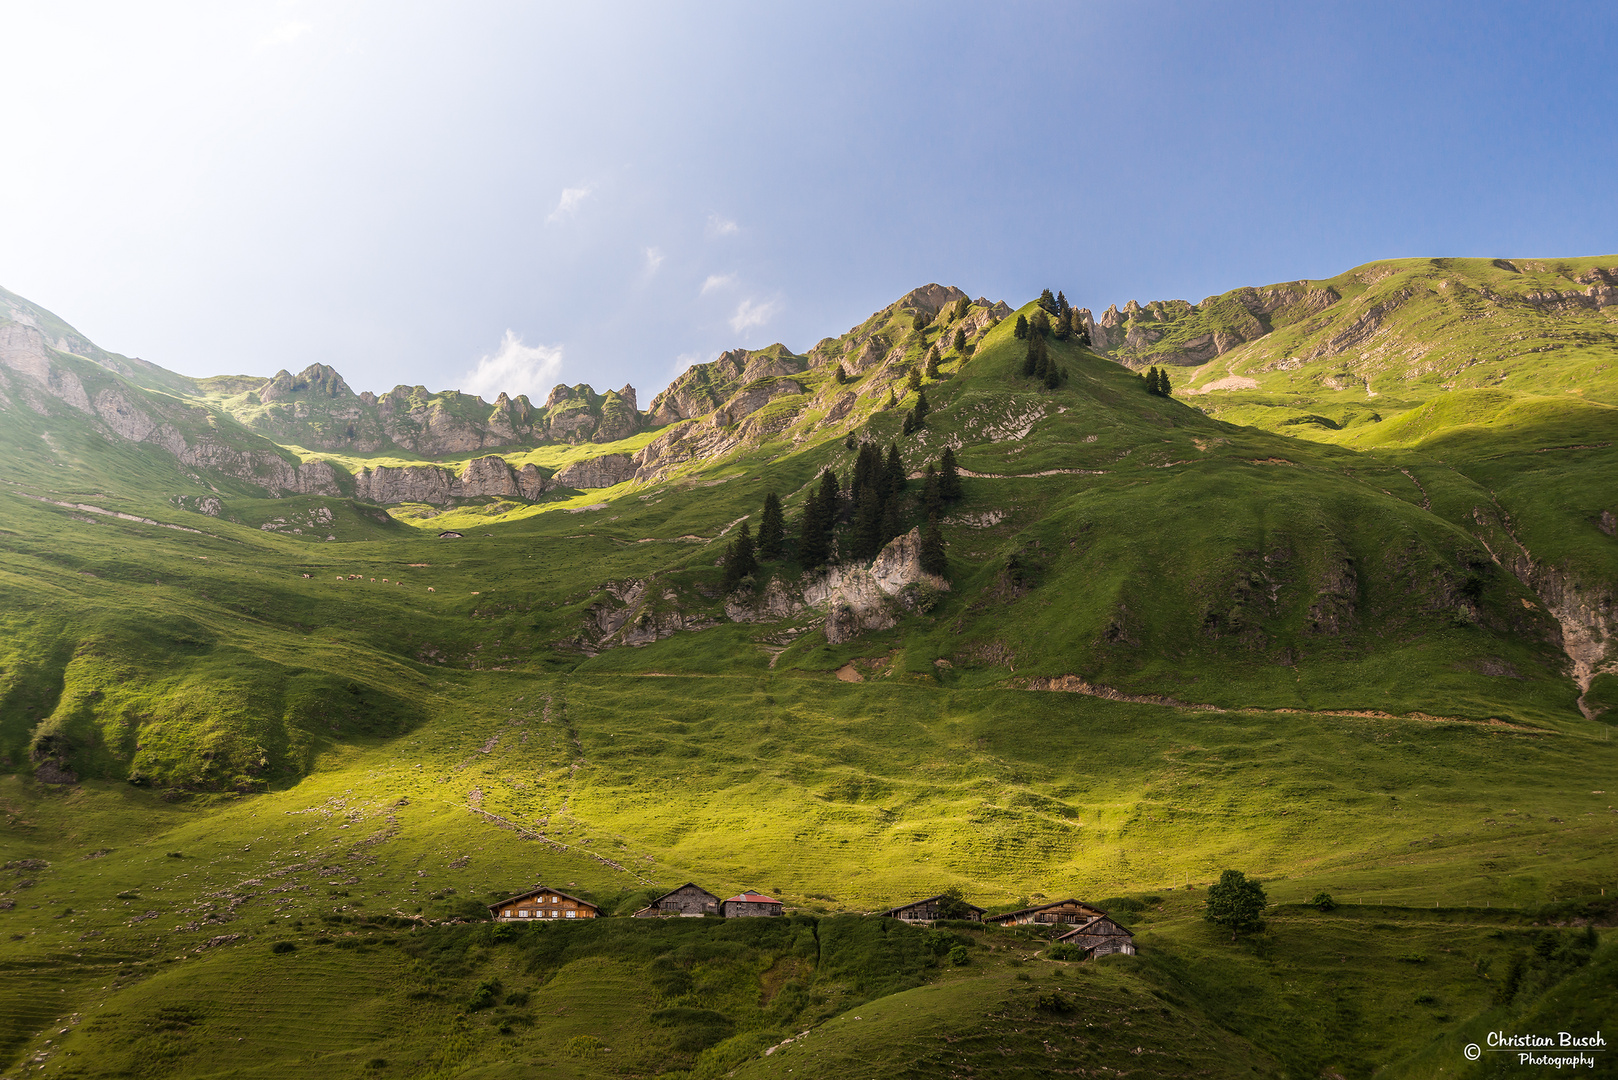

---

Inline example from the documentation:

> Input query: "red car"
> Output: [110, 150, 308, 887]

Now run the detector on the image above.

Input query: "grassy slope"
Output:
[0, 282, 1615, 1077]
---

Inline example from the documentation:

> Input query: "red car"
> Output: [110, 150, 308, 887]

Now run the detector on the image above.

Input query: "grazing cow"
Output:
[302, 573, 311, 578]
[427, 587, 434, 592]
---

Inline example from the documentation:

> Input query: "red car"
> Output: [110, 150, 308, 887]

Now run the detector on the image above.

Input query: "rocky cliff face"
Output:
[1, 323, 343, 496]
[554, 453, 636, 489]
[353, 456, 552, 504]
[802, 527, 950, 644]
[222, 366, 647, 455]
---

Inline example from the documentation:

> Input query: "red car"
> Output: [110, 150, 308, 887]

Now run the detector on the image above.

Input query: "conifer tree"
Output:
[1056, 290, 1070, 317]
[1054, 308, 1072, 341]
[1159, 369, 1172, 396]
[952, 328, 966, 353]
[911, 311, 926, 332]
[939, 446, 963, 501]
[925, 347, 940, 379]
[880, 491, 904, 547]
[884, 443, 906, 502]
[1014, 314, 1029, 340]
[1030, 310, 1050, 337]
[852, 485, 884, 561]
[912, 387, 929, 425]
[1038, 288, 1057, 315]
[920, 514, 948, 577]
[758, 492, 785, 560]
[907, 366, 922, 392]
[818, 466, 841, 522]
[834, 363, 849, 385]
[922, 463, 942, 518]
[798, 492, 827, 570]
[1044, 363, 1061, 390]
[884, 387, 897, 408]
[723, 521, 757, 591]
[1145, 367, 1160, 395]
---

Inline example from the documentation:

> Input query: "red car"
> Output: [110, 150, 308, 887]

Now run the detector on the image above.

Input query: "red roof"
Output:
[724, 891, 779, 904]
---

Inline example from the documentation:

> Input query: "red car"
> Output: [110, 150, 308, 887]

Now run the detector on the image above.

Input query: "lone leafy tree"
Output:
[1204, 869, 1267, 939]
[758, 492, 785, 560]
[935, 886, 972, 921]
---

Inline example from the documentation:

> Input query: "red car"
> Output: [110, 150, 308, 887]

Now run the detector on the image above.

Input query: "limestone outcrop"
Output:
[554, 453, 636, 489]
[353, 456, 551, 504]
[802, 528, 950, 644]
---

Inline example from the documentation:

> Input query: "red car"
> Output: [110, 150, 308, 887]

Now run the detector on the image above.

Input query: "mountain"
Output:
[0, 269, 1613, 1078]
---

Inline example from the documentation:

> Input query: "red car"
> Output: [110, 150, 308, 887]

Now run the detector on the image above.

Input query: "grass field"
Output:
[1, 273, 1615, 1076]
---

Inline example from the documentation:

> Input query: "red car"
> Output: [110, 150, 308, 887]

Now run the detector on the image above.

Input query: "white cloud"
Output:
[700, 273, 736, 295]
[546, 185, 592, 224]
[644, 247, 664, 273]
[462, 330, 564, 401]
[258, 21, 313, 47]
[729, 298, 780, 334]
[706, 214, 739, 237]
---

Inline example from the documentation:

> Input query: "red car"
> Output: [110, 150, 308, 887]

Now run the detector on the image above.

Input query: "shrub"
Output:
[1310, 892, 1337, 911]
[271, 941, 296, 954]
[504, 989, 529, 1006]
[1034, 991, 1074, 1013]
[466, 979, 501, 1011]
[565, 1034, 604, 1058]
[948, 945, 969, 966]
[1045, 943, 1085, 961]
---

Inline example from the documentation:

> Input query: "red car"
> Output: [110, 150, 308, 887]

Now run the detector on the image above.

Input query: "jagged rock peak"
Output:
[258, 363, 352, 403]
[893, 284, 970, 318]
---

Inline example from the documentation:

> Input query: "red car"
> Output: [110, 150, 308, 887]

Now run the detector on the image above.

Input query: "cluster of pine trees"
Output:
[1015, 289, 1089, 346]
[1143, 366, 1173, 396]
[1013, 305, 1069, 390]
[725, 445, 964, 588]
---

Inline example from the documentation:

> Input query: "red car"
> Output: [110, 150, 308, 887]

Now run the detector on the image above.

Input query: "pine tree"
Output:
[939, 446, 963, 501]
[1013, 314, 1029, 340]
[758, 492, 785, 560]
[818, 466, 841, 522]
[1145, 367, 1160, 395]
[920, 514, 948, 577]
[1056, 290, 1070, 317]
[925, 347, 940, 379]
[1044, 363, 1060, 390]
[1038, 288, 1057, 315]
[907, 366, 922, 392]
[884, 443, 906, 503]
[913, 387, 929, 425]
[884, 387, 897, 409]
[911, 311, 926, 332]
[723, 521, 757, 591]
[834, 363, 849, 385]
[798, 492, 827, 570]
[1159, 369, 1172, 396]
[880, 491, 904, 547]
[1054, 308, 1072, 341]
[1022, 336, 1038, 377]
[1030, 310, 1050, 337]
[952, 328, 966, 353]
[922, 464, 942, 518]
[852, 484, 884, 561]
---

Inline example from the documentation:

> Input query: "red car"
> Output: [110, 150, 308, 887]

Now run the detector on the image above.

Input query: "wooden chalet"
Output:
[879, 894, 986, 923]
[984, 898, 1104, 927]
[633, 883, 721, 918]
[1056, 914, 1136, 957]
[721, 890, 783, 918]
[489, 886, 600, 922]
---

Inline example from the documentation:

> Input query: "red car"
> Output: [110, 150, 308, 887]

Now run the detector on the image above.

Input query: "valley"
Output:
[0, 263, 1614, 1078]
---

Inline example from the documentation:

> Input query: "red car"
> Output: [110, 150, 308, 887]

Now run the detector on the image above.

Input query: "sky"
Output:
[3, 1, 1616, 404]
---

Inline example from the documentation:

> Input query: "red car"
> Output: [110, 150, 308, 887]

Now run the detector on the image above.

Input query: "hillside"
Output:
[0, 268, 1613, 1077]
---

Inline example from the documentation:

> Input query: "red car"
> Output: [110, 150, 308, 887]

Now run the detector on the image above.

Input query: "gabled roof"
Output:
[653, 882, 720, 902]
[487, 886, 600, 913]
[723, 891, 780, 904]
[1055, 915, 1134, 942]
[983, 898, 1102, 923]
[878, 894, 988, 918]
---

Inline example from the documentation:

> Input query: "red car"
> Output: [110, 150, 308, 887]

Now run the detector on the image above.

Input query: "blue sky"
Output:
[3, 1, 1615, 403]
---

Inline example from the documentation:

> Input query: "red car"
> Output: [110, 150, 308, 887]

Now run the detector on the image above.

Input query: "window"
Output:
[565, 910, 575, 918]
[519, 910, 529, 918]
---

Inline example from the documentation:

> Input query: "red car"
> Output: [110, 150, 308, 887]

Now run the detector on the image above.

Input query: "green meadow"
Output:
[1, 270, 1615, 1076]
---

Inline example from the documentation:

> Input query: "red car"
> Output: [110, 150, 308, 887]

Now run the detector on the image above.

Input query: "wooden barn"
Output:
[489, 886, 600, 922]
[721, 890, 783, 918]
[984, 898, 1104, 927]
[1056, 914, 1137, 956]
[633, 883, 721, 918]
[878, 895, 986, 923]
